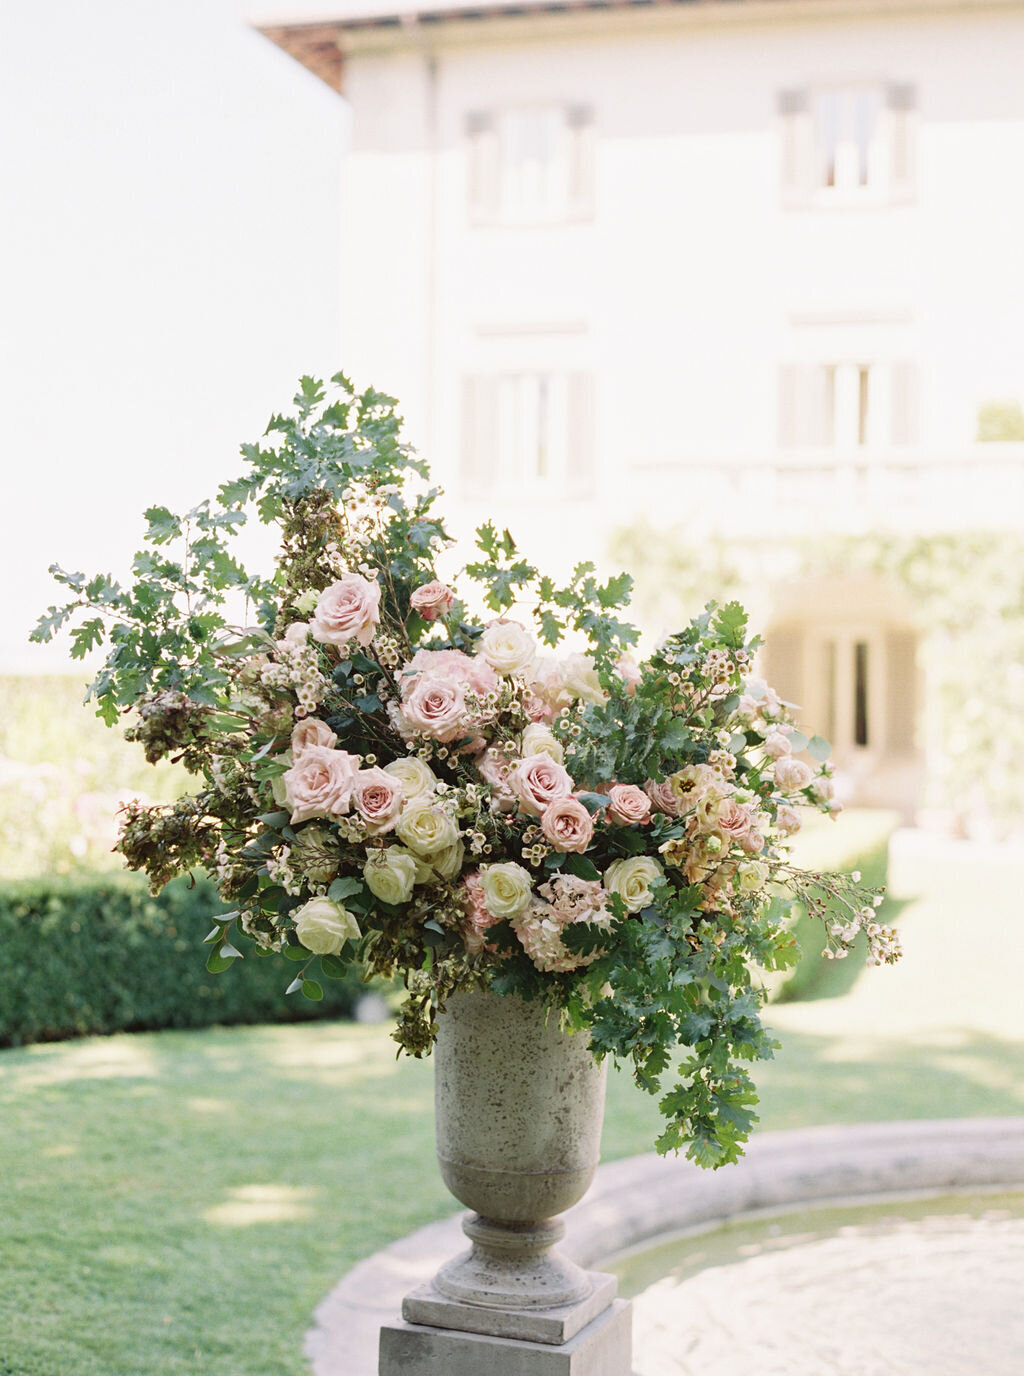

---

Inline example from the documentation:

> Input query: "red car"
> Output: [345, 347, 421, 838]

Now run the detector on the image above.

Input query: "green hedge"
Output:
[0, 874, 369, 1046]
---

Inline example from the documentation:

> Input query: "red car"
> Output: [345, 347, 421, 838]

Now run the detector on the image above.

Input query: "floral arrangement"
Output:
[33, 375, 899, 1167]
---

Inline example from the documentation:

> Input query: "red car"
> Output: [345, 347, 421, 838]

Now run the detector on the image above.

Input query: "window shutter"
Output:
[460, 376, 498, 498]
[885, 629, 917, 752]
[566, 105, 595, 216]
[466, 111, 498, 218]
[763, 627, 804, 711]
[778, 88, 811, 198]
[886, 84, 916, 195]
[778, 364, 798, 448]
[566, 372, 595, 495]
[890, 362, 918, 446]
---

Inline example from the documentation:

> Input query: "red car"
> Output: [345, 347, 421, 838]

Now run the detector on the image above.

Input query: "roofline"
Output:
[255, 0, 1024, 92]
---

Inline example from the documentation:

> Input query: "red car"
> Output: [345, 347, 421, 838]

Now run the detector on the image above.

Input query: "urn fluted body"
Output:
[431, 987, 608, 1310]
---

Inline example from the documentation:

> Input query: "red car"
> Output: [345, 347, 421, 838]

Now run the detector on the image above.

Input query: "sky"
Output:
[1, 0, 359, 672]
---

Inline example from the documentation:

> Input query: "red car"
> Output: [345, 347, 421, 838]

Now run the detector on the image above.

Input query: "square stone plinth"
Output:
[402, 1271, 618, 1344]
[379, 1297, 632, 1376]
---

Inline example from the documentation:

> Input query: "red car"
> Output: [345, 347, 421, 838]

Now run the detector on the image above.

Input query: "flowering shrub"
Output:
[33, 374, 899, 1167]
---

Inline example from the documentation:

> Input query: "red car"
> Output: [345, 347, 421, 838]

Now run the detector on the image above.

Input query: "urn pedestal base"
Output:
[379, 1294, 633, 1376]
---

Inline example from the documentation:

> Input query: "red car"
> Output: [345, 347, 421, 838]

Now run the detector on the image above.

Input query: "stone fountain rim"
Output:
[305, 1115, 1024, 1376]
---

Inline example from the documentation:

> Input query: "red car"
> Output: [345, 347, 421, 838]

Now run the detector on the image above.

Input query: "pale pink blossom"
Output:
[511, 875, 612, 973]
[290, 718, 338, 759]
[404, 648, 497, 696]
[399, 675, 469, 742]
[310, 573, 381, 648]
[606, 783, 652, 827]
[741, 829, 766, 855]
[509, 755, 574, 818]
[410, 580, 455, 621]
[775, 805, 802, 836]
[774, 756, 814, 794]
[540, 796, 594, 853]
[475, 748, 517, 811]
[761, 729, 792, 759]
[282, 746, 360, 825]
[645, 778, 686, 818]
[351, 767, 405, 835]
[617, 657, 642, 694]
[715, 799, 757, 846]
[461, 872, 504, 955]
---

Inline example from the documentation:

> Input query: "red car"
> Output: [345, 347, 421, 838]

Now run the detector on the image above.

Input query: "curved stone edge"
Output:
[305, 1116, 1024, 1376]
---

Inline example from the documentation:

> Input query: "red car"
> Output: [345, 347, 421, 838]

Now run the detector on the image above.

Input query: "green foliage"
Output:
[0, 874, 367, 1046]
[977, 398, 1024, 442]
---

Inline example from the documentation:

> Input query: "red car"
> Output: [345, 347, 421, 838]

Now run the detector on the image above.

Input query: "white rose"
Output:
[364, 848, 419, 905]
[426, 838, 466, 881]
[395, 801, 460, 857]
[734, 860, 768, 894]
[561, 652, 605, 706]
[479, 862, 533, 919]
[520, 722, 564, 765]
[478, 620, 537, 676]
[384, 756, 439, 804]
[293, 897, 360, 954]
[604, 855, 663, 914]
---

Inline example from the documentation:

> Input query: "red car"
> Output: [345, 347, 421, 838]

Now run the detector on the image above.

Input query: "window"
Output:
[460, 372, 594, 497]
[765, 622, 918, 760]
[779, 83, 916, 204]
[778, 361, 918, 449]
[466, 106, 594, 224]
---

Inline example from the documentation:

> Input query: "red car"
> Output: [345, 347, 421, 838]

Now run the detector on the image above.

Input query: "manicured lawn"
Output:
[2, 831, 1020, 1375]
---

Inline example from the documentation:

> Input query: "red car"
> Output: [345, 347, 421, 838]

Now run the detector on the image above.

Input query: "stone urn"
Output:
[383, 986, 633, 1373]
[431, 986, 608, 1311]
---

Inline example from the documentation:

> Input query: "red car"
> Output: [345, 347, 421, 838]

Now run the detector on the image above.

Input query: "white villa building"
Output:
[258, 0, 1024, 822]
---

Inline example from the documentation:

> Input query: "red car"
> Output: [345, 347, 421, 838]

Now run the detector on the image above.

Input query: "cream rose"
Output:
[351, 767, 404, 835]
[400, 674, 468, 742]
[282, 747, 360, 825]
[291, 718, 338, 759]
[540, 797, 594, 853]
[477, 620, 536, 676]
[293, 896, 360, 954]
[424, 837, 466, 881]
[520, 722, 564, 765]
[395, 801, 460, 857]
[281, 620, 310, 647]
[363, 848, 419, 905]
[606, 783, 652, 827]
[604, 855, 663, 913]
[478, 862, 533, 919]
[409, 580, 455, 621]
[774, 757, 814, 794]
[310, 573, 381, 648]
[383, 756, 438, 804]
[734, 860, 769, 894]
[509, 755, 574, 818]
[561, 652, 605, 706]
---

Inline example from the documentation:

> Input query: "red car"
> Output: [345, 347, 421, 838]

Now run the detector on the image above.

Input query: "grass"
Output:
[2, 830, 1021, 1375]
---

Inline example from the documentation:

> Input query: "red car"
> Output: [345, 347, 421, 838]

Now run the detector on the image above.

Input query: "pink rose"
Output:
[715, 799, 756, 845]
[291, 718, 338, 759]
[282, 746, 360, 824]
[410, 580, 455, 622]
[351, 767, 404, 835]
[644, 778, 686, 818]
[310, 573, 381, 648]
[606, 783, 652, 827]
[404, 648, 497, 696]
[528, 657, 573, 718]
[761, 729, 792, 759]
[399, 674, 469, 742]
[475, 748, 517, 811]
[741, 829, 766, 855]
[509, 755, 574, 818]
[774, 757, 814, 794]
[540, 797, 594, 854]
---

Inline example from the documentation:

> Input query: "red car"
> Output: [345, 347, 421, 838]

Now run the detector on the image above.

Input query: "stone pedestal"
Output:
[379, 1296, 633, 1376]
